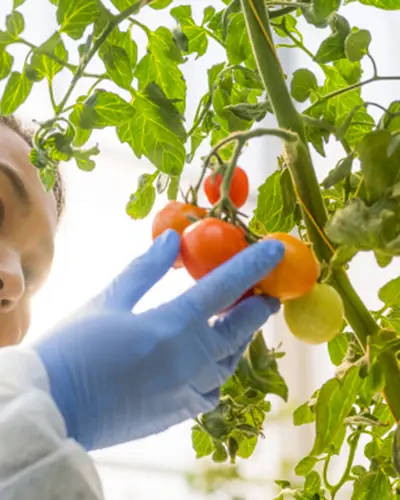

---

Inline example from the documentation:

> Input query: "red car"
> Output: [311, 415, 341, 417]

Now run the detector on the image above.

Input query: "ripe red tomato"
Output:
[256, 233, 319, 301]
[152, 201, 207, 268]
[181, 218, 248, 280]
[204, 166, 249, 208]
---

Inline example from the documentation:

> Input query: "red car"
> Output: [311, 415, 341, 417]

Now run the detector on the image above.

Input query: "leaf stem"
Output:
[330, 433, 360, 498]
[48, 80, 57, 112]
[203, 27, 226, 47]
[272, 20, 315, 59]
[55, 0, 144, 115]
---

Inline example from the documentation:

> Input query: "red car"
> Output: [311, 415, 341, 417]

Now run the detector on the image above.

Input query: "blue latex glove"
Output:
[34, 229, 284, 451]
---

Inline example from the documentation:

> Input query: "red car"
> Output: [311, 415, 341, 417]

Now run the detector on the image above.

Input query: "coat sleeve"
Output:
[0, 346, 104, 500]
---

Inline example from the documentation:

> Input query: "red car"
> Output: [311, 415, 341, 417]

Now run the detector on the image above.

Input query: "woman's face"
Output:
[0, 123, 57, 346]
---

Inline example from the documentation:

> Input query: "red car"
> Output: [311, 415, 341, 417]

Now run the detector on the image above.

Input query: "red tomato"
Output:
[181, 218, 248, 280]
[204, 166, 249, 208]
[256, 233, 319, 301]
[152, 201, 207, 268]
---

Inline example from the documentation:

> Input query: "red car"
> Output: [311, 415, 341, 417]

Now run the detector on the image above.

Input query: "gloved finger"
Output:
[204, 296, 280, 361]
[92, 230, 180, 310]
[175, 240, 284, 320]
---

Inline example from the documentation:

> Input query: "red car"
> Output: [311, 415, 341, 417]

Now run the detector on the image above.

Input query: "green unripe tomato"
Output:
[283, 284, 344, 345]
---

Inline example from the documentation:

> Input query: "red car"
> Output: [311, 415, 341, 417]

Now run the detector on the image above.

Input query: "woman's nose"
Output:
[0, 254, 24, 313]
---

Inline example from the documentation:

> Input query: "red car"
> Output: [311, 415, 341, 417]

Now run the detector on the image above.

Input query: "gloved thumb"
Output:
[91, 229, 180, 311]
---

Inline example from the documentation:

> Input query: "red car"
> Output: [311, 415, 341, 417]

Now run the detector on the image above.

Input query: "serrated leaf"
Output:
[250, 171, 295, 236]
[126, 173, 157, 220]
[345, 29, 371, 62]
[328, 334, 349, 366]
[315, 14, 351, 64]
[31, 33, 68, 81]
[191, 425, 214, 458]
[135, 27, 186, 113]
[295, 456, 317, 477]
[322, 154, 353, 188]
[0, 51, 13, 81]
[57, 0, 100, 40]
[78, 91, 134, 129]
[0, 71, 33, 115]
[118, 83, 186, 176]
[312, 366, 362, 455]
[171, 5, 208, 58]
[99, 44, 133, 90]
[6, 11, 24, 37]
[291, 69, 318, 103]
[358, 130, 400, 203]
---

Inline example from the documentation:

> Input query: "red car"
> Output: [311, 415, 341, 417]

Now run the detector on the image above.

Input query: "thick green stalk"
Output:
[240, 0, 400, 420]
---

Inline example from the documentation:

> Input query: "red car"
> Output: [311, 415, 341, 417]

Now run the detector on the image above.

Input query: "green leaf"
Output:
[353, 0, 400, 9]
[322, 154, 353, 188]
[352, 470, 392, 499]
[126, 173, 157, 220]
[280, 167, 297, 216]
[233, 67, 263, 90]
[170, 5, 208, 58]
[78, 91, 134, 129]
[108, 28, 138, 68]
[0, 31, 16, 48]
[150, 0, 173, 9]
[201, 407, 231, 440]
[304, 471, 321, 493]
[14, 0, 26, 7]
[191, 425, 214, 458]
[393, 424, 400, 476]
[99, 44, 133, 90]
[110, 0, 139, 11]
[118, 83, 186, 176]
[345, 29, 371, 62]
[295, 456, 317, 477]
[237, 332, 288, 401]
[57, 0, 100, 40]
[0, 51, 13, 81]
[235, 434, 257, 459]
[6, 11, 24, 37]
[291, 69, 318, 103]
[326, 197, 400, 254]
[312, 366, 362, 455]
[250, 171, 295, 236]
[212, 442, 228, 463]
[202, 6, 216, 25]
[381, 101, 400, 133]
[358, 130, 400, 203]
[294, 401, 316, 426]
[31, 33, 68, 81]
[167, 176, 179, 201]
[224, 101, 270, 122]
[73, 146, 99, 171]
[0, 71, 33, 115]
[314, 14, 351, 64]
[379, 277, 400, 307]
[226, 13, 255, 67]
[328, 334, 349, 366]
[302, 0, 340, 26]
[134, 27, 186, 113]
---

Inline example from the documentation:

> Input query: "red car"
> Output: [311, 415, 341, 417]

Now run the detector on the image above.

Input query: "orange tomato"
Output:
[152, 201, 207, 268]
[257, 233, 319, 300]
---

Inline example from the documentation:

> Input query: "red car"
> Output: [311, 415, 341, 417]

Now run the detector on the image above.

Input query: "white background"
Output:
[1, 0, 400, 498]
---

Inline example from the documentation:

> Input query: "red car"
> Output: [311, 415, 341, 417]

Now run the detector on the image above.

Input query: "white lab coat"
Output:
[0, 347, 104, 500]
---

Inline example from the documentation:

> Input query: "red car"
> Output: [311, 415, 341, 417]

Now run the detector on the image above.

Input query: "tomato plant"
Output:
[204, 166, 249, 208]
[256, 232, 319, 300]
[6, 0, 400, 497]
[284, 284, 345, 344]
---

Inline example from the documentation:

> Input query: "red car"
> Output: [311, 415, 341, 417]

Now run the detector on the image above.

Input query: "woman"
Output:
[0, 116, 284, 499]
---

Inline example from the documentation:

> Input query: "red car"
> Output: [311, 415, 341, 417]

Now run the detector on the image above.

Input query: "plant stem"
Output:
[307, 75, 400, 114]
[330, 433, 360, 498]
[241, 0, 400, 421]
[273, 21, 315, 59]
[48, 80, 57, 112]
[268, 6, 297, 18]
[55, 1, 143, 115]
[203, 27, 226, 47]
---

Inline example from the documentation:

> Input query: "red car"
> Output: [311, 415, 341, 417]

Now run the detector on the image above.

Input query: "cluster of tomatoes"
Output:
[152, 166, 344, 345]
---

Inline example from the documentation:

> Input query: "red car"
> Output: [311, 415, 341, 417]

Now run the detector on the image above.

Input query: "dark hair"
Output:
[0, 115, 65, 222]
